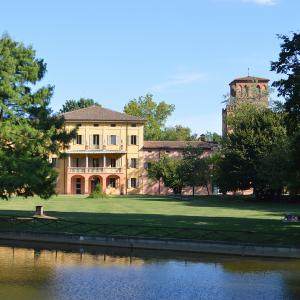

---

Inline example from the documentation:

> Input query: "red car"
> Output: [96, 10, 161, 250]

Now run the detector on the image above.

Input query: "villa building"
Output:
[53, 105, 217, 196]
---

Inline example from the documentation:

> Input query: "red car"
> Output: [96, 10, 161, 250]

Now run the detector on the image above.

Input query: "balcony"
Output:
[68, 167, 123, 174]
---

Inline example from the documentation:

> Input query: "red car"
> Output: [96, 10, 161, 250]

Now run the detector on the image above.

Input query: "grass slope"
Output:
[0, 195, 299, 245]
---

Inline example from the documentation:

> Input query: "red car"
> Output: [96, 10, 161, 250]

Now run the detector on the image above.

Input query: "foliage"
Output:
[59, 98, 101, 113]
[0, 34, 75, 199]
[271, 32, 300, 193]
[148, 155, 184, 194]
[202, 131, 222, 143]
[161, 125, 198, 141]
[124, 94, 199, 141]
[88, 183, 106, 199]
[215, 103, 288, 199]
[124, 94, 175, 140]
[180, 146, 211, 195]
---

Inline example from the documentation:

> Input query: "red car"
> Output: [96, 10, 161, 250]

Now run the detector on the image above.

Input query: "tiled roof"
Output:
[63, 105, 145, 122]
[65, 150, 127, 154]
[229, 76, 269, 85]
[143, 141, 218, 150]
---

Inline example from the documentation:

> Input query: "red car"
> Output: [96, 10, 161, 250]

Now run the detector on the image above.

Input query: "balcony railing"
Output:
[68, 167, 123, 174]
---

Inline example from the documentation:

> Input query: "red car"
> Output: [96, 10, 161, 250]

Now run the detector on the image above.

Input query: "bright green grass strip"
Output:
[0, 195, 299, 246]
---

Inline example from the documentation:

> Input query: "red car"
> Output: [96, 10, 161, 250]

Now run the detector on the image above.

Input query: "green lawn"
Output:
[0, 195, 299, 246]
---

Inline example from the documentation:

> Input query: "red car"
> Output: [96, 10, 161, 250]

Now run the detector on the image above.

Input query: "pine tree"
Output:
[0, 34, 75, 199]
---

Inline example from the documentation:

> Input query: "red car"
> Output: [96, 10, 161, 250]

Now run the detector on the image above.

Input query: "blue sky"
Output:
[1, 0, 299, 134]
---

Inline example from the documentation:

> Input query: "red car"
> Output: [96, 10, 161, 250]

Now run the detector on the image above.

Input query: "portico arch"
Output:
[71, 175, 85, 195]
[88, 175, 103, 194]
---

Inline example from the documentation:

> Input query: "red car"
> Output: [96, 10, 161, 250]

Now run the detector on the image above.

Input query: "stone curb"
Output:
[0, 232, 299, 258]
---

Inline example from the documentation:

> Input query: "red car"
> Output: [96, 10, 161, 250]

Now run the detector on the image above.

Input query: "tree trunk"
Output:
[206, 185, 210, 195]
[192, 185, 195, 197]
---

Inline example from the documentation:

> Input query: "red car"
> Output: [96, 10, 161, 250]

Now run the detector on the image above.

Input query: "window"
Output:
[76, 158, 80, 167]
[51, 158, 58, 168]
[110, 158, 116, 168]
[76, 178, 81, 194]
[108, 135, 117, 145]
[94, 124, 99, 127]
[93, 134, 100, 145]
[131, 158, 137, 168]
[256, 85, 261, 96]
[144, 162, 152, 169]
[76, 124, 82, 127]
[76, 134, 83, 145]
[93, 158, 99, 168]
[147, 150, 152, 153]
[131, 124, 137, 127]
[130, 135, 137, 145]
[110, 124, 116, 127]
[131, 178, 137, 188]
[109, 178, 116, 188]
[245, 85, 249, 97]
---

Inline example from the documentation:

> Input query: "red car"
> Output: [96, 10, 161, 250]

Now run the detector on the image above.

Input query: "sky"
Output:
[0, 0, 299, 134]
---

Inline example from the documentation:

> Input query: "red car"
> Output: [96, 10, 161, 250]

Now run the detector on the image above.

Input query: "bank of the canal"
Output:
[1, 231, 300, 259]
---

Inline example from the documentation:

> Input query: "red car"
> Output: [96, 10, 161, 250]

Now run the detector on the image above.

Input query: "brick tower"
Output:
[222, 76, 269, 135]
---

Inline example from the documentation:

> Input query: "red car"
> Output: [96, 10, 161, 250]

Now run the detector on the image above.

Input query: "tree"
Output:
[161, 125, 197, 141]
[215, 103, 288, 199]
[0, 34, 75, 199]
[124, 94, 175, 140]
[59, 98, 101, 113]
[148, 155, 184, 194]
[200, 131, 222, 143]
[271, 32, 300, 193]
[180, 146, 211, 196]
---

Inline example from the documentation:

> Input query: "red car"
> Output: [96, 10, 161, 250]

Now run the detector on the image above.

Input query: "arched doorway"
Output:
[89, 175, 103, 194]
[71, 175, 85, 195]
[106, 175, 120, 195]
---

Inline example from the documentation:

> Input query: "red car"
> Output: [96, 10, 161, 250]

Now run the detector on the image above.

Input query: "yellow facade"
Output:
[54, 119, 144, 195]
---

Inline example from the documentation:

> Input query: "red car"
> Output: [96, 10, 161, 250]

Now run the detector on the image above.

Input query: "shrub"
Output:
[87, 183, 106, 199]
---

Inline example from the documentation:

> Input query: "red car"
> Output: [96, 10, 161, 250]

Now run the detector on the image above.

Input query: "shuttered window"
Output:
[131, 178, 137, 188]
[93, 134, 100, 145]
[108, 135, 117, 145]
[131, 158, 137, 168]
[76, 135, 83, 145]
[130, 135, 137, 145]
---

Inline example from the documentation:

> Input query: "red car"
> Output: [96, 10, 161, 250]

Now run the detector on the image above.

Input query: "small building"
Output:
[142, 141, 218, 195]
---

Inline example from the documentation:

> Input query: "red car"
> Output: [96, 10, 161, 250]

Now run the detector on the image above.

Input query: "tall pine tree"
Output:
[0, 34, 75, 199]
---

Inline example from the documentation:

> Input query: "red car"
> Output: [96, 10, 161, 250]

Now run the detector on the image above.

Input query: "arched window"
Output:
[239, 85, 243, 96]
[256, 85, 261, 96]
[244, 85, 249, 97]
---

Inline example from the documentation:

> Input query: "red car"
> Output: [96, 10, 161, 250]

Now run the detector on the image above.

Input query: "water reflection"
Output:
[0, 241, 299, 300]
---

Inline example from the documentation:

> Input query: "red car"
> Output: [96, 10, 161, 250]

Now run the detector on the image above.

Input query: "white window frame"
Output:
[76, 134, 83, 145]
[131, 158, 137, 168]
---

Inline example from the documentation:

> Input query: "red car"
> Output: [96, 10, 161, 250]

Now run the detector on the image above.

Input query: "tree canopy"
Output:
[161, 125, 198, 141]
[271, 32, 300, 193]
[180, 146, 211, 196]
[148, 155, 185, 194]
[59, 98, 101, 113]
[0, 34, 75, 199]
[124, 94, 175, 140]
[215, 103, 288, 198]
[124, 94, 199, 141]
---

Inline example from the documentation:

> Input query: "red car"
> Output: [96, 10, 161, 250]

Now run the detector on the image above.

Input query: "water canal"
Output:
[0, 241, 299, 299]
